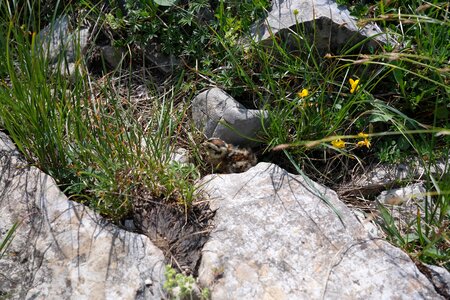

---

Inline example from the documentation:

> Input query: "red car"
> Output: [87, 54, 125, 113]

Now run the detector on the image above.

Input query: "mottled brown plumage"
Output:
[202, 138, 257, 173]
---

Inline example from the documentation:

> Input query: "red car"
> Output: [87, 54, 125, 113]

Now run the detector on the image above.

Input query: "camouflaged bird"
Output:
[202, 138, 257, 173]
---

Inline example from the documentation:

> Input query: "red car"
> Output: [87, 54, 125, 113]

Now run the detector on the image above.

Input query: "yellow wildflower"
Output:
[297, 89, 309, 98]
[357, 138, 371, 148]
[357, 132, 369, 138]
[331, 139, 346, 149]
[349, 78, 360, 94]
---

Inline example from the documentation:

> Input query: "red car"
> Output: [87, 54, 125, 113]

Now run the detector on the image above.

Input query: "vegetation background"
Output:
[0, 0, 448, 278]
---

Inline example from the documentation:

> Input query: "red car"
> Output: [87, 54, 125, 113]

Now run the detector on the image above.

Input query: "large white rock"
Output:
[0, 132, 166, 299]
[251, 0, 394, 54]
[198, 162, 442, 299]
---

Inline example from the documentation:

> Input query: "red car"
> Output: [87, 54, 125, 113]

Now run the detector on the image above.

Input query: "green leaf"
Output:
[393, 68, 405, 94]
[377, 201, 405, 246]
[0, 222, 19, 258]
[153, 0, 178, 6]
[404, 233, 420, 244]
[435, 105, 449, 120]
[369, 113, 393, 123]
[422, 246, 446, 259]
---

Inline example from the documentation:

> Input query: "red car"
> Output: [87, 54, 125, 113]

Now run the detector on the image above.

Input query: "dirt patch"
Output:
[132, 195, 214, 276]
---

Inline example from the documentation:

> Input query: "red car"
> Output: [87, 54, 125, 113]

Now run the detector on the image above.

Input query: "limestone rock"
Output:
[423, 264, 450, 298]
[338, 156, 450, 200]
[352, 209, 379, 237]
[198, 162, 442, 299]
[0, 132, 166, 299]
[38, 15, 89, 81]
[377, 182, 426, 206]
[192, 88, 267, 147]
[251, 0, 394, 54]
[348, 158, 447, 190]
[170, 147, 190, 165]
[39, 15, 90, 64]
[354, 162, 415, 187]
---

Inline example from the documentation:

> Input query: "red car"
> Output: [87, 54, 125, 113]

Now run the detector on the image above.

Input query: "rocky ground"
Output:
[1, 0, 449, 299]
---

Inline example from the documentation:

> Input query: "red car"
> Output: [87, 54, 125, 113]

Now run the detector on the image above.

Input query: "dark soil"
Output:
[132, 195, 214, 276]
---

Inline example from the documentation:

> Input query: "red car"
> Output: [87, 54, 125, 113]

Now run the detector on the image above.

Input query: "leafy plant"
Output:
[376, 139, 404, 163]
[163, 264, 210, 299]
[376, 174, 450, 269]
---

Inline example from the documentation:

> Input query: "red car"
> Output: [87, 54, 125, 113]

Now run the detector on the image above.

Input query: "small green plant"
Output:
[376, 139, 403, 163]
[163, 264, 210, 300]
[335, 0, 371, 18]
[377, 183, 450, 269]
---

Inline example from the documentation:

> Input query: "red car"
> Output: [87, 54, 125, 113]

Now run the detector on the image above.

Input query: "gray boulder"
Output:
[424, 264, 450, 298]
[38, 15, 89, 80]
[0, 132, 166, 299]
[251, 0, 394, 54]
[198, 162, 442, 299]
[337, 156, 450, 201]
[192, 88, 267, 147]
[39, 15, 90, 64]
[377, 182, 426, 206]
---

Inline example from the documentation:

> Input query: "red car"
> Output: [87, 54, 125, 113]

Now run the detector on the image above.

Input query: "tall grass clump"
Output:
[357, 0, 450, 269]
[0, 2, 199, 220]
